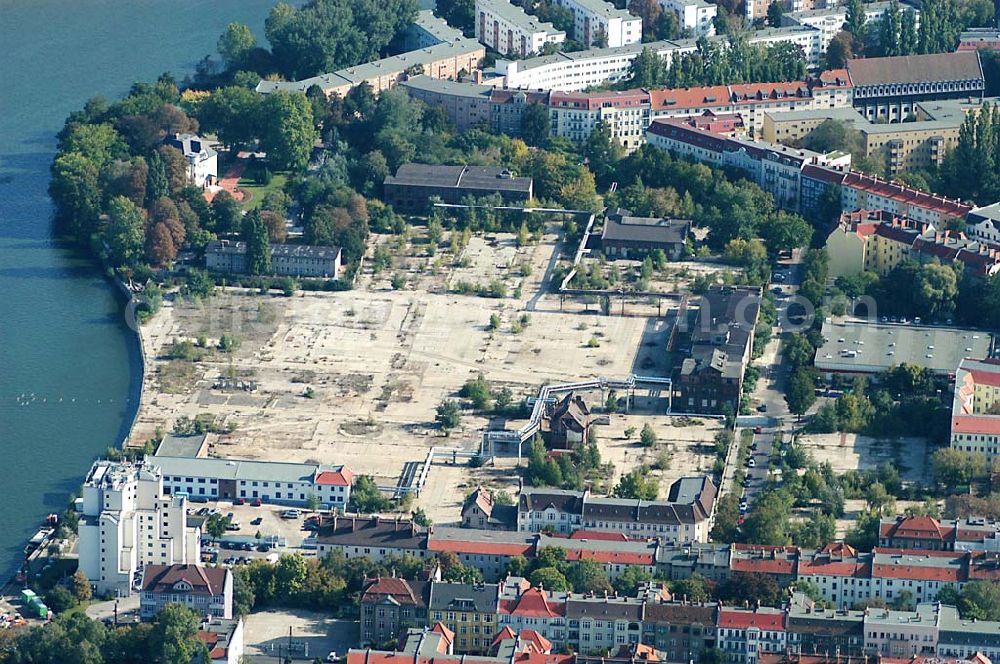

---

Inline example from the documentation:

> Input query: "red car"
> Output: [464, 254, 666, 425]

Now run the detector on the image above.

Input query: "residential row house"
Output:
[358, 570, 1000, 664]
[515, 477, 717, 543]
[951, 358, 1000, 462]
[825, 210, 1000, 282]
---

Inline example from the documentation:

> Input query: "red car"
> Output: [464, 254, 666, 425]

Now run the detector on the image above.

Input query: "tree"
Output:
[760, 212, 813, 255]
[804, 119, 863, 156]
[147, 604, 209, 664]
[566, 559, 614, 594]
[459, 374, 492, 410]
[627, 47, 667, 88]
[242, 209, 272, 275]
[717, 572, 783, 607]
[700, 649, 726, 664]
[105, 195, 145, 269]
[614, 468, 659, 500]
[878, 0, 902, 56]
[351, 475, 391, 513]
[205, 513, 231, 542]
[44, 586, 77, 614]
[259, 91, 317, 172]
[262, 210, 288, 244]
[146, 221, 177, 266]
[71, 570, 92, 603]
[932, 448, 988, 486]
[198, 85, 262, 148]
[786, 367, 817, 419]
[436, 0, 475, 34]
[265, 0, 418, 79]
[865, 482, 896, 516]
[843, 0, 867, 45]
[957, 580, 1000, 620]
[826, 31, 855, 68]
[218, 22, 257, 69]
[741, 490, 792, 545]
[529, 566, 571, 591]
[767, 0, 784, 27]
[50, 151, 102, 239]
[211, 190, 243, 234]
[584, 123, 625, 186]
[613, 565, 653, 594]
[671, 574, 711, 602]
[519, 103, 551, 147]
[640, 423, 658, 447]
[711, 493, 740, 542]
[436, 400, 462, 435]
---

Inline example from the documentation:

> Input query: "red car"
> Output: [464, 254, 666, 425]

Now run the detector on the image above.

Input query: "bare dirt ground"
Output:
[794, 432, 930, 484]
[131, 230, 694, 522]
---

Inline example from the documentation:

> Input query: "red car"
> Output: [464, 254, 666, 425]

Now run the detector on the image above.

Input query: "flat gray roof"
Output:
[815, 318, 993, 375]
[477, 0, 564, 35]
[400, 75, 495, 99]
[155, 434, 207, 458]
[149, 455, 345, 484]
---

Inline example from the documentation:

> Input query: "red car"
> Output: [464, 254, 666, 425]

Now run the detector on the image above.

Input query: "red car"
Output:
[251, 498, 262, 507]
[235, 498, 245, 505]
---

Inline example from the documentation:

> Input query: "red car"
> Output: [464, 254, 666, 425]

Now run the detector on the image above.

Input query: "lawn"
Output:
[239, 172, 288, 210]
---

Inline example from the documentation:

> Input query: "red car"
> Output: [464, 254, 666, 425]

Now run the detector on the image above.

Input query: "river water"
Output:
[0, 0, 280, 577]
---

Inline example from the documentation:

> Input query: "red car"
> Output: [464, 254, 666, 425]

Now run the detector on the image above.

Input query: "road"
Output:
[737, 254, 805, 511]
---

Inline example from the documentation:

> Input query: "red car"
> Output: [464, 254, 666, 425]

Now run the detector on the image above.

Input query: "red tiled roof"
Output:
[731, 558, 796, 575]
[799, 561, 870, 578]
[518, 629, 553, 654]
[719, 608, 786, 630]
[952, 415, 1000, 435]
[315, 467, 354, 486]
[969, 369, 1000, 388]
[649, 86, 731, 111]
[141, 564, 228, 596]
[563, 549, 655, 566]
[872, 564, 960, 582]
[432, 622, 455, 651]
[362, 577, 422, 605]
[500, 588, 565, 618]
[568, 530, 633, 541]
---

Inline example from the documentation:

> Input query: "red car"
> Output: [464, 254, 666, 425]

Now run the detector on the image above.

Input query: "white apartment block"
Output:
[550, 0, 642, 47]
[475, 0, 566, 57]
[498, 38, 697, 91]
[149, 455, 354, 509]
[658, 0, 716, 37]
[78, 460, 200, 597]
[747, 25, 823, 67]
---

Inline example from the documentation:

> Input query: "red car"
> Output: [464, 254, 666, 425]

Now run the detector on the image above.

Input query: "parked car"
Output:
[281, 509, 301, 519]
[258, 543, 271, 553]
[250, 517, 263, 526]
[756, 404, 767, 412]
[753, 426, 762, 434]
[226, 522, 240, 531]
[251, 498, 262, 507]
[235, 497, 245, 505]
[748, 457, 756, 468]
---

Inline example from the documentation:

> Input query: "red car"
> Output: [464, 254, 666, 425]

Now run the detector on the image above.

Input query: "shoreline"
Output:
[113, 278, 149, 450]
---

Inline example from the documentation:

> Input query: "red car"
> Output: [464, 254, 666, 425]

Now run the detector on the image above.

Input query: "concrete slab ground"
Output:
[794, 432, 930, 483]
[244, 609, 357, 661]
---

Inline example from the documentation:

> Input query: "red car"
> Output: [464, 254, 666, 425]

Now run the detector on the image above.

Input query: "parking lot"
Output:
[193, 501, 321, 565]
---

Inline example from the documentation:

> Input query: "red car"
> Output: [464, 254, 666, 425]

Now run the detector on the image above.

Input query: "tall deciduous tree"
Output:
[242, 209, 272, 275]
[218, 22, 257, 69]
[105, 195, 145, 268]
[259, 91, 317, 172]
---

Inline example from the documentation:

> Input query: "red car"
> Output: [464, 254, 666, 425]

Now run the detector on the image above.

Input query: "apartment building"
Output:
[476, 0, 565, 56]
[951, 358, 1000, 461]
[798, 165, 972, 226]
[642, 601, 718, 662]
[516, 477, 716, 543]
[825, 209, 1000, 282]
[967, 203, 1000, 246]
[718, 607, 788, 664]
[149, 454, 353, 508]
[847, 51, 985, 123]
[864, 604, 940, 657]
[548, 88, 650, 150]
[205, 240, 342, 279]
[565, 595, 645, 652]
[78, 460, 200, 596]
[403, 10, 468, 50]
[400, 76, 494, 132]
[316, 516, 428, 563]
[880, 515, 1000, 552]
[461, 487, 518, 530]
[498, 580, 570, 647]
[428, 582, 501, 653]
[785, 593, 866, 657]
[361, 576, 431, 646]
[549, 0, 641, 47]
[139, 564, 233, 620]
[645, 117, 849, 211]
[674, 286, 762, 415]
[658, 0, 716, 36]
[958, 28, 1000, 52]
[428, 528, 537, 581]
